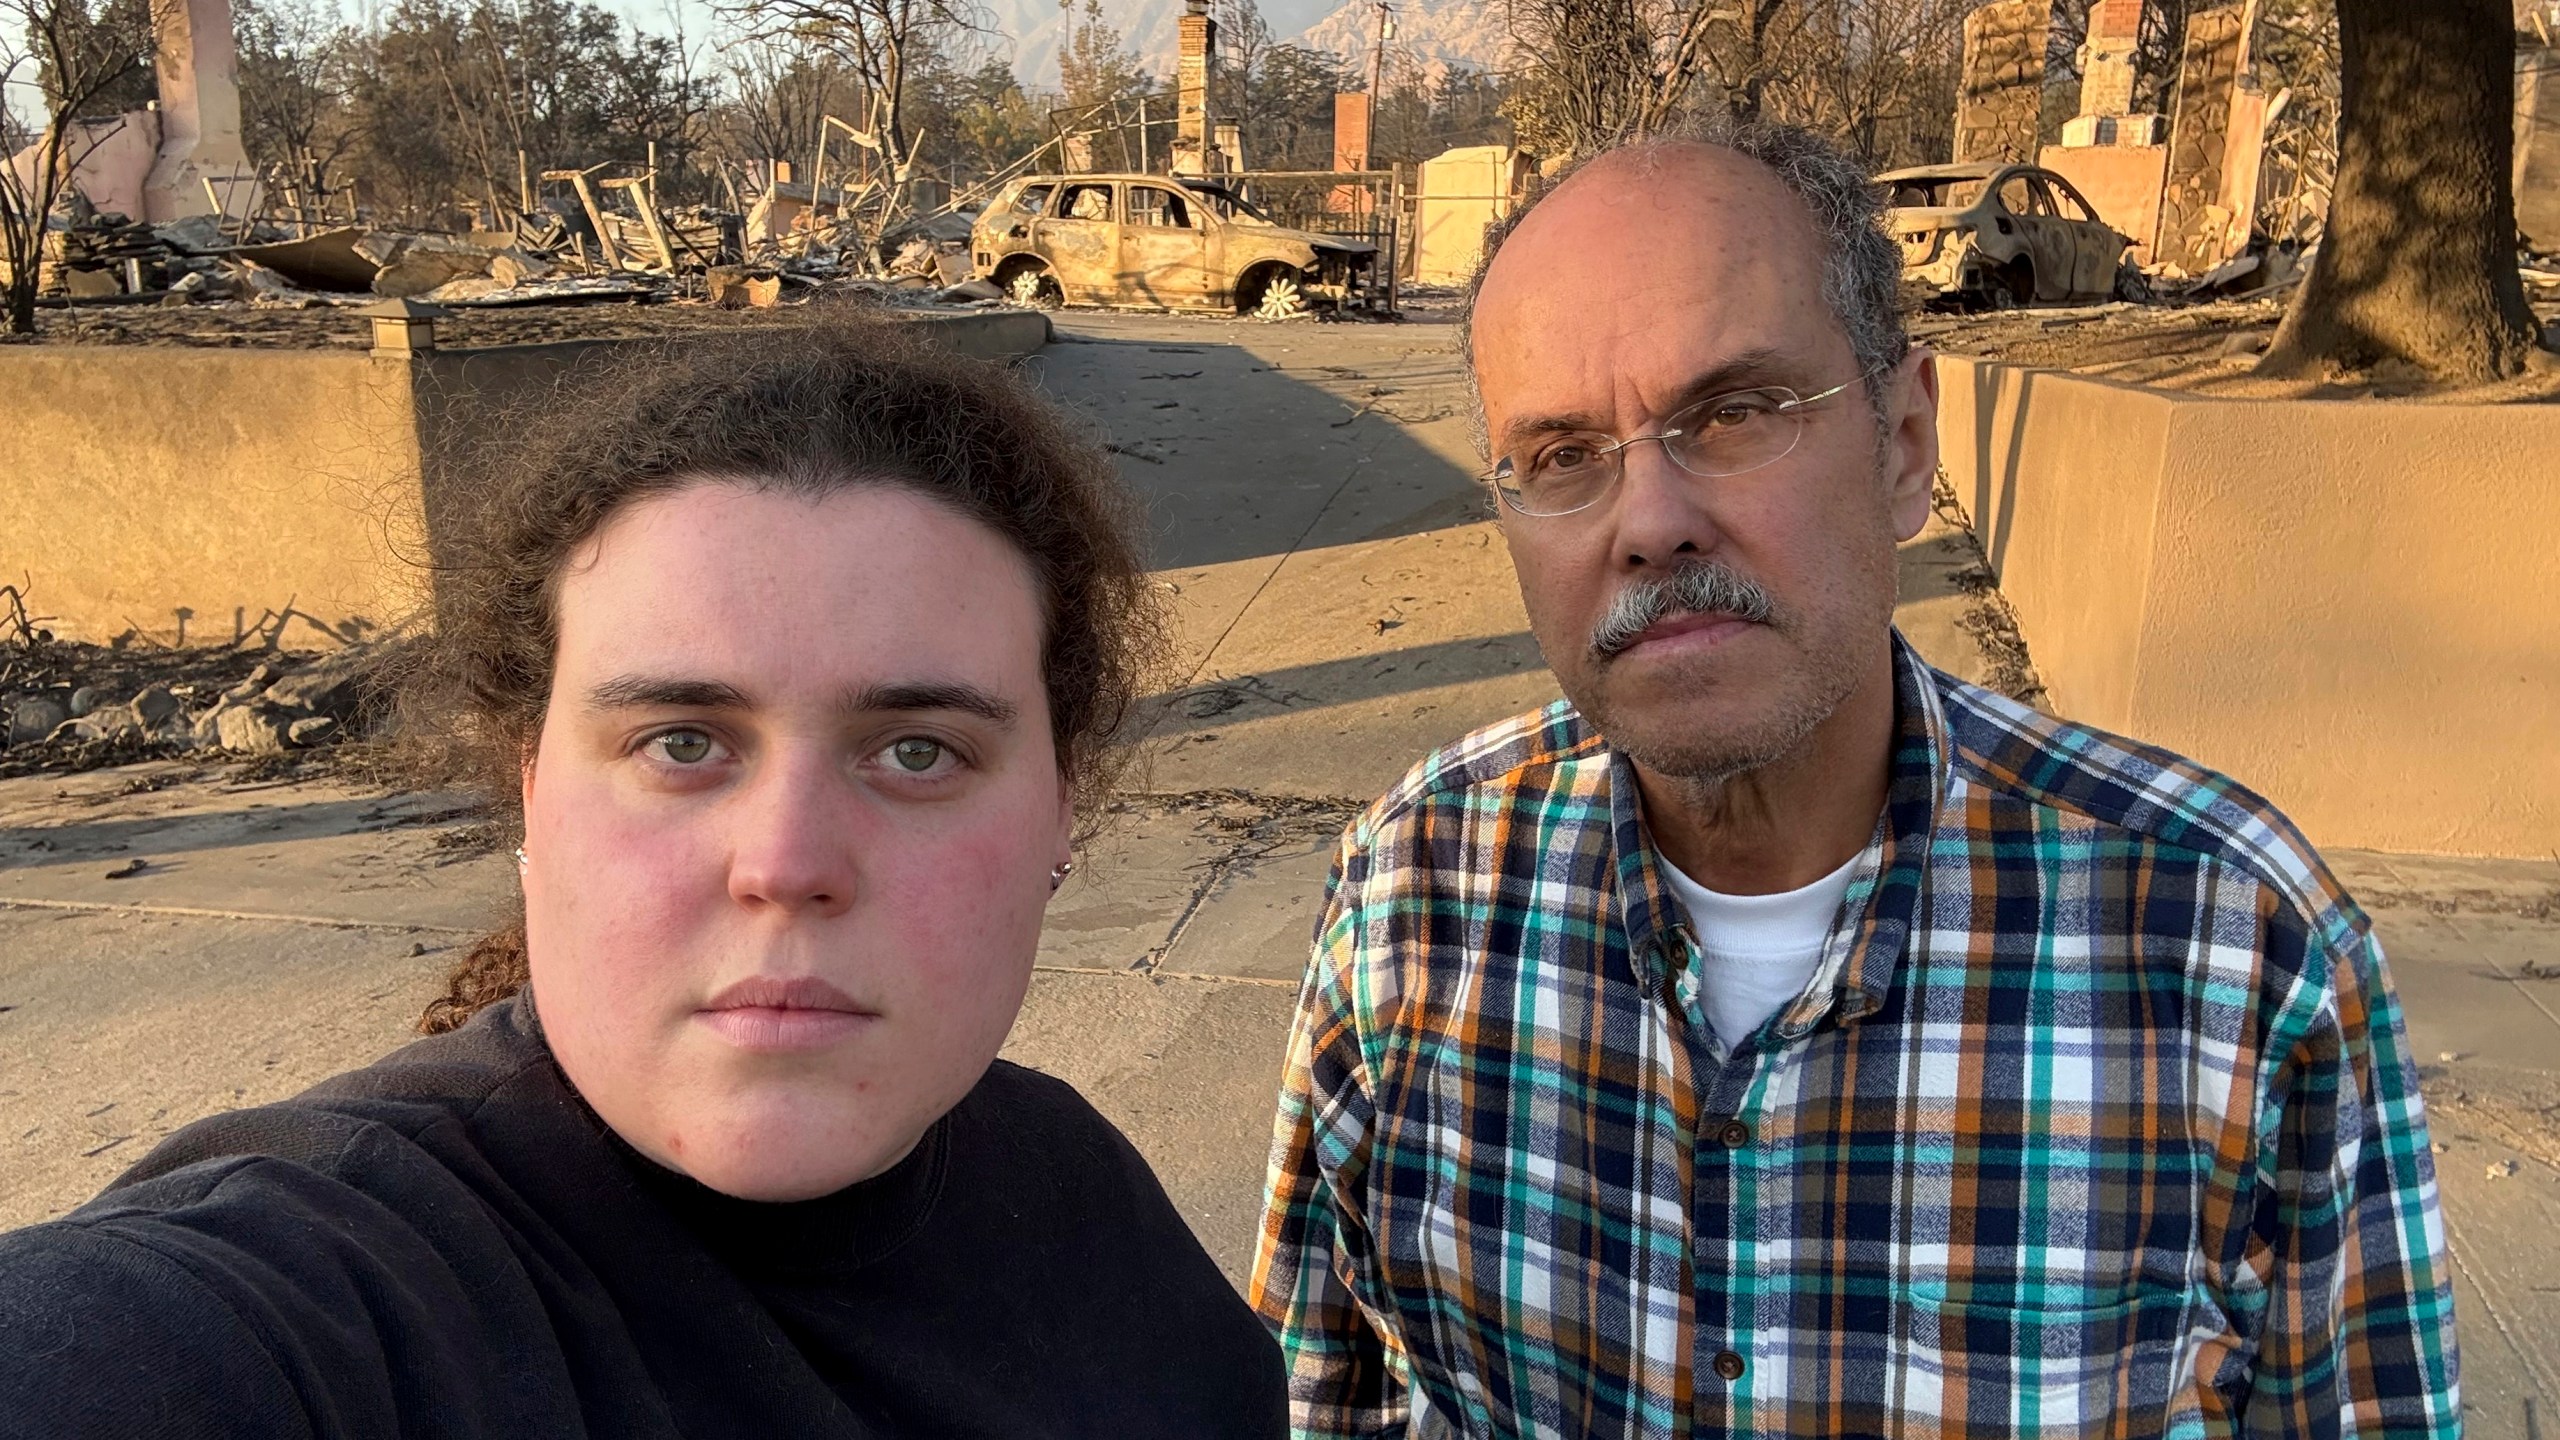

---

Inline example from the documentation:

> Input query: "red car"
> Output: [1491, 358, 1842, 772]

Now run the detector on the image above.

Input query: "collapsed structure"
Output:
[1948, 0, 2264, 279]
[1949, 0, 2560, 293]
[6, 0, 1537, 317]
[4, 0, 1021, 312]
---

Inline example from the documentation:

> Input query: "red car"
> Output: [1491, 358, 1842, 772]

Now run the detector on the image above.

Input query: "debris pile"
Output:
[28, 161, 1014, 318]
[49, 212, 168, 298]
[0, 640, 391, 777]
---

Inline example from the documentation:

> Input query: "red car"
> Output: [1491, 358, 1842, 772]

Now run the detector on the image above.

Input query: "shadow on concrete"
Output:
[1964, 361, 2031, 580]
[1894, 530, 1984, 606]
[396, 325, 1494, 600]
[1031, 325, 1488, 572]
[0, 796, 467, 868]
[409, 341, 630, 621]
[1143, 630, 1547, 738]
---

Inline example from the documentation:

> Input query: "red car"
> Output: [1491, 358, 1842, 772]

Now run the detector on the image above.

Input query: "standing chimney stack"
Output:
[143, 0, 258, 221]
[1172, 0, 1219, 174]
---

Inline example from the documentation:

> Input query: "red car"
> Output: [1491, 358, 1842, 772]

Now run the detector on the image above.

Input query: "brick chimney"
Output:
[1173, 0, 1218, 173]
[143, 0, 258, 222]
[1332, 92, 1372, 172]
[2079, 0, 2146, 118]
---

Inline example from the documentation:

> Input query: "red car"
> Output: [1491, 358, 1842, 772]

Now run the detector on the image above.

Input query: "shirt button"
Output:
[1717, 1119, 1752, 1148]
[1713, 1349, 1746, 1381]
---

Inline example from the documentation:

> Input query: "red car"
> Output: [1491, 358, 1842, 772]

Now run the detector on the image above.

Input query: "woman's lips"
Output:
[695, 976, 878, 1053]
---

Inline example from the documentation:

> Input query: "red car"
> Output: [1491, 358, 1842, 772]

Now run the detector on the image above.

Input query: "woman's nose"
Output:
[724, 752, 859, 918]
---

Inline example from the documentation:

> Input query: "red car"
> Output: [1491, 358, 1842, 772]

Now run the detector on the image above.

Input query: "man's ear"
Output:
[1883, 349, 1942, 543]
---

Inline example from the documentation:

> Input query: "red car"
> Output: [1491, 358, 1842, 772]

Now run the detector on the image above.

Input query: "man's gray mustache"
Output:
[1590, 562, 1776, 658]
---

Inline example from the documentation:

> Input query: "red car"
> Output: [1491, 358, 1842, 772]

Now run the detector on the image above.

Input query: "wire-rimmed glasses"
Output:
[1483, 373, 1873, 517]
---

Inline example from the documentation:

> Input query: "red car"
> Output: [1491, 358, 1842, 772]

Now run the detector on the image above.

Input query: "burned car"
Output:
[1879, 162, 2129, 308]
[970, 174, 1378, 318]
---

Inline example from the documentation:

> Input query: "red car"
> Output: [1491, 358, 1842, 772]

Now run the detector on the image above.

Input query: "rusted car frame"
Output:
[970, 174, 1377, 318]
[1880, 162, 2129, 308]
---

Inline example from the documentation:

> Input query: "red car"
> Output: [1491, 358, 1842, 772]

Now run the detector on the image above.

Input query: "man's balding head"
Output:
[1462, 123, 1909, 447]
[1461, 121, 1941, 793]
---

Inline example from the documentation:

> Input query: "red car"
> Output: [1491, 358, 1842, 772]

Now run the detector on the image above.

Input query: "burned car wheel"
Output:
[1003, 267, 1063, 311]
[2000, 258, 2036, 309]
[1240, 266, 1310, 321]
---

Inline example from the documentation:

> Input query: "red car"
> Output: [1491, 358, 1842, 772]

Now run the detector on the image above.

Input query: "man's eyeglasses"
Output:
[1482, 373, 1875, 518]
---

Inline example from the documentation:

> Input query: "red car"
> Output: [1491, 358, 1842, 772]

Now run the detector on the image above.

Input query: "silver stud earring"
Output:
[514, 846, 529, 870]
[1049, 859, 1075, 891]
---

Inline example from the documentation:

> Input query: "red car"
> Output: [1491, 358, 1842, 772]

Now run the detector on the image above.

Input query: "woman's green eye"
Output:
[890, 738, 945, 773]
[655, 730, 713, 764]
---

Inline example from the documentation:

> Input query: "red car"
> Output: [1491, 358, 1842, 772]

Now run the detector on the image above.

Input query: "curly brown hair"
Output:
[405, 316, 1165, 1034]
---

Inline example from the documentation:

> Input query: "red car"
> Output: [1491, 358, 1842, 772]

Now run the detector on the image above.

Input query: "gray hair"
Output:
[1458, 117, 1911, 452]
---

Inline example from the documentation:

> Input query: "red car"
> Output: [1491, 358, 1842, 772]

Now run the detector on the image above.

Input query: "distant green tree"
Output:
[907, 49, 1045, 181]
[1056, 0, 1145, 110]
[340, 0, 713, 225]
[33, 0, 151, 119]
[1056, 0, 1151, 168]
[234, 0, 357, 180]
[1244, 42, 1349, 169]
[1374, 61, 1510, 167]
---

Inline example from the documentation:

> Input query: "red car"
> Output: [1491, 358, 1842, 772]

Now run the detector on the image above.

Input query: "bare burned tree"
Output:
[233, 0, 355, 196]
[0, 0, 154, 334]
[1754, 0, 1970, 162]
[1672, 0, 1799, 125]
[1500, 0, 1669, 154]
[712, 0, 985, 181]
[2261, 0, 2547, 381]
[723, 42, 857, 171]
[1503, 0, 1971, 164]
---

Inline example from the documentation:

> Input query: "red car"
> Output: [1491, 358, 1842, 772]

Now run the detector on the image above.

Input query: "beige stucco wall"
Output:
[2, 310, 1050, 650]
[1416, 146, 1529, 286]
[1934, 355, 2560, 859]
[2037, 142, 2169, 264]
[0, 346, 429, 647]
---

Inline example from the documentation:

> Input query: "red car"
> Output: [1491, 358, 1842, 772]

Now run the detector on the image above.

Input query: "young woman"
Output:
[0, 320, 1285, 1437]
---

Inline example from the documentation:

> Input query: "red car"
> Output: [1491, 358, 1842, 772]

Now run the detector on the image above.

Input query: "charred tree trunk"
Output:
[2261, 0, 2544, 381]
[4, 269, 35, 337]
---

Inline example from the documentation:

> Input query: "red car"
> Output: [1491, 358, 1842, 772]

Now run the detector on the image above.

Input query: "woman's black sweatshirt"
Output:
[0, 998, 1287, 1438]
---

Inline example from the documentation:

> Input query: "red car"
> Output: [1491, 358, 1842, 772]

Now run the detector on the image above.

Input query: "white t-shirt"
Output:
[1658, 850, 1862, 1050]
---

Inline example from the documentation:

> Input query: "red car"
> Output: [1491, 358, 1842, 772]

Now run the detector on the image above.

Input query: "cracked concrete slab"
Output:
[1151, 833, 1337, 984]
[0, 904, 451, 1229]
[999, 970, 1298, 1284]
[0, 763, 511, 932]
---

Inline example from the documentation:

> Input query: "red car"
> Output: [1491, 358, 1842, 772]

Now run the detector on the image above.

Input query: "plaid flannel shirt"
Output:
[1251, 636, 2456, 1440]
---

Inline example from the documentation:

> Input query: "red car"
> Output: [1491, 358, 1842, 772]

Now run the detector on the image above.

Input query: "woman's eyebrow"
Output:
[843, 680, 1019, 725]
[584, 675, 752, 711]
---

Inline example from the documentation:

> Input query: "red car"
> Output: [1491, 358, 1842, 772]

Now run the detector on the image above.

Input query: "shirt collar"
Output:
[1604, 631, 1949, 1023]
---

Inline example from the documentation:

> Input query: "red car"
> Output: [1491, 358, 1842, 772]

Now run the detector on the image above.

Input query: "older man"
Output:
[1251, 123, 2455, 1439]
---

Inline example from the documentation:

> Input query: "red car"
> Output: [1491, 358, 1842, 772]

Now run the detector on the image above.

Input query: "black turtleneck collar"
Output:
[516, 983, 954, 1281]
